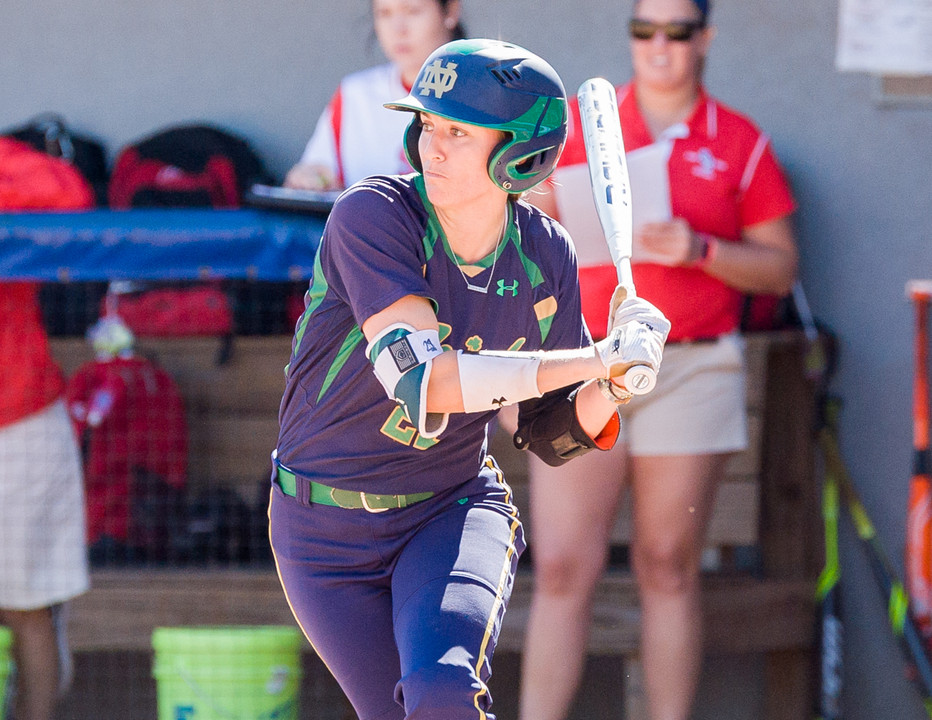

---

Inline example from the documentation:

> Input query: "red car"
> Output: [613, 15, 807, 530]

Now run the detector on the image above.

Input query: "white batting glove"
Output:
[595, 295, 670, 379]
[610, 291, 669, 332]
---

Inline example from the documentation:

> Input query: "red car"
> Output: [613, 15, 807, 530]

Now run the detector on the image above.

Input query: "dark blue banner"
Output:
[0, 209, 325, 281]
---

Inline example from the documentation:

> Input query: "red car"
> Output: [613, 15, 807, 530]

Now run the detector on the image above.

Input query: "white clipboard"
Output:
[554, 141, 673, 265]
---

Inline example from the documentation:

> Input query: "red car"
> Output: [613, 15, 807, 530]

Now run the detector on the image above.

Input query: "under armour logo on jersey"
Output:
[418, 59, 459, 98]
[497, 279, 519, 297]
[684, 147, 728, 180]
[492, 396, 508, 408]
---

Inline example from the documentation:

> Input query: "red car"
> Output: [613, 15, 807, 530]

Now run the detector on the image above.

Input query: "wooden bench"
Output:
[51, 330, 821, 719]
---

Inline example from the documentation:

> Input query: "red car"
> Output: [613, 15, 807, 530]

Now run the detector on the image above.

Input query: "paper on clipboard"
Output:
[553, 141, 673, 266]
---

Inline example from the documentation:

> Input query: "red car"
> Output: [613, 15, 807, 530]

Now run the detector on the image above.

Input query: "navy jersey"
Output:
[276, 174, 589, 495]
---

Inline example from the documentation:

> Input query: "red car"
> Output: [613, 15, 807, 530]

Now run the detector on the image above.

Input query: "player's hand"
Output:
[596, 295, 670, 379]
[283, 163, 340, 191]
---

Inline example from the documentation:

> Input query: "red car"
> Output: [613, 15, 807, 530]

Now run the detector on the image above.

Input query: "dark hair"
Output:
[691, 0, 711, 24]
[633, 0, 711, 25]
[369, 0, 468, 38]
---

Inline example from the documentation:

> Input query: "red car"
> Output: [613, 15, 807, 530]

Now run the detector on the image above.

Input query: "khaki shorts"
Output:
[0, 400, 89, 609]
[618, 333, 748, 457]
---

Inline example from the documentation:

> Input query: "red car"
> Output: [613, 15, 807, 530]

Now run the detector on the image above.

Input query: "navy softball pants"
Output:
[269, 466, 525, 720]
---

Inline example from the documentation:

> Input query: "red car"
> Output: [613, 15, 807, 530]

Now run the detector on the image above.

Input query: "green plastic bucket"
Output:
[0, 626, 11, 720]
[152, 626, 303, 720]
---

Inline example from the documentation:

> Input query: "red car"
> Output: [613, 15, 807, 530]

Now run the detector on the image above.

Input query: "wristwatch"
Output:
[695, 233, 718, 268]
[597, 377, 633, 405]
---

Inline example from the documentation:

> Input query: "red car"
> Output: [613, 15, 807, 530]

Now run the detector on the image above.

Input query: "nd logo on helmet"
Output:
[418, 59, 458, 99]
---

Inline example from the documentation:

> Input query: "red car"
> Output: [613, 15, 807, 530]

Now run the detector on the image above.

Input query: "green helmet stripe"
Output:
[488, 96, 567, 139]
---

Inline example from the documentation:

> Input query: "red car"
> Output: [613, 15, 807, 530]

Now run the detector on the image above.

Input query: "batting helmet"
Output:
[384, 38, 567, 193]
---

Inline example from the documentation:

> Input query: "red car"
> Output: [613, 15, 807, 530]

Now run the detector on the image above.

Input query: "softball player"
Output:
[269, 39, 670, 720]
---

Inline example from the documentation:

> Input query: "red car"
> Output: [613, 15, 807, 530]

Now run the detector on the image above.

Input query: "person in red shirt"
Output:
[0, 137, 94, 720]
[519, 2, 798, 719]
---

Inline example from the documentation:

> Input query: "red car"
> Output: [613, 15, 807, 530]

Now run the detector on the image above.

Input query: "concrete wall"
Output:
[3, 1, 932, 717]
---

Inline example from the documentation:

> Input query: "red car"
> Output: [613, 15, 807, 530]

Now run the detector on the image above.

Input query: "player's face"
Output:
[417, 112, 504, 209]
[373, 0, 460, 85]
[630, 0, 712, 92]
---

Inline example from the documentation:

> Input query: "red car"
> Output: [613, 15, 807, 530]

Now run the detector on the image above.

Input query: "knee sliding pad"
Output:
[367, 323, 448, 438]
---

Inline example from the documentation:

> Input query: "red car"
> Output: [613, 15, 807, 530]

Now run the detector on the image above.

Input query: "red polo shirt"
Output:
[559, 83, 796, 341]
[0, 138, 94, 428]
[0, 283, 67, 427]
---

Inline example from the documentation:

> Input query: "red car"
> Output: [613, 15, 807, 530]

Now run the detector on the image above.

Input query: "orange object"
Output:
[906, 280, 932, 638]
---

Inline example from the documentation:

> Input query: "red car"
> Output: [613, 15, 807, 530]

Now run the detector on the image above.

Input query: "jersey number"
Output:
[380, 406, 439, 450]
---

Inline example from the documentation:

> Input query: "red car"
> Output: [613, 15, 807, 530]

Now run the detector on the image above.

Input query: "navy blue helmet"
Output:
[385, 39, 567, 193]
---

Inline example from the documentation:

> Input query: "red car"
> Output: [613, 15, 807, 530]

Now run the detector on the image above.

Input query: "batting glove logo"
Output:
[610, 330, 622, 355]
[419, 60, 459, 98]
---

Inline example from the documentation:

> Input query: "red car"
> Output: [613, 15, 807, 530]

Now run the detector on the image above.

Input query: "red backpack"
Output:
[101, 284, 233, 337]
[0, 136, 94, 210]
[66, 354, 188, 561]
[108, 124, 270, 208]
[2, 113, 109, 205]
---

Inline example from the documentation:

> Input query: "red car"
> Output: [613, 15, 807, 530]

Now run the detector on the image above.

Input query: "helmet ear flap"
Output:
[403, 115, 423, 173]
[487, 134, 512, 189]
[489, 126, 566, 193]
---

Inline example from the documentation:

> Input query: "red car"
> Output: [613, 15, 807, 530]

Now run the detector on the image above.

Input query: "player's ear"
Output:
[697, 24, 716, 56]
[443, 0, 461, 28]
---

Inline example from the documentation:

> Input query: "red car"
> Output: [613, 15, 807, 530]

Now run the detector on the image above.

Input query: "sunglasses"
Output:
[629, 18, 705, 42]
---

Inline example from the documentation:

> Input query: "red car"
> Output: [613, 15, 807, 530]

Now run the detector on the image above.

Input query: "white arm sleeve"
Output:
[457, 351, 542, 413]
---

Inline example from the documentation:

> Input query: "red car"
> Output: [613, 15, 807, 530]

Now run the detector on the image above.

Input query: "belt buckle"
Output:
[329, 487, 392, 512]
[359, 492, 389, 513]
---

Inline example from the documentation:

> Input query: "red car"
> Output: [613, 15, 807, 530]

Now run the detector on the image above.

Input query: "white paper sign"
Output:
[836, 0, 932, 74]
